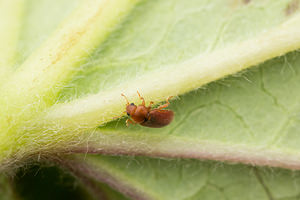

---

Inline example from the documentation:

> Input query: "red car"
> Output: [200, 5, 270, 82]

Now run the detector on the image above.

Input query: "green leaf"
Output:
[0, 0, 140, 167]
[15, 0, 81, 65]
[94, 183, 130, 200]
[45, 0, 300, 129]
[65, 155, 300, 200]
[1, 0, 300, 199]
[0, 0, 81, 82]
[1, 0, 297, 168]
[68, 51, 300, 169]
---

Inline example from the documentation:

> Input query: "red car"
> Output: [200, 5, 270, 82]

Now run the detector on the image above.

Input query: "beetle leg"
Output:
[137, 91, 145, 106]
[147, 101, 154, 111]
[126, 118, 136, 127]
[157, 96, 173, 110]
[121, 93, 130, 105]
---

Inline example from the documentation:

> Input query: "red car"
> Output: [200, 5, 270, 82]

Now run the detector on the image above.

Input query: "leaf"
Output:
[0, 0, 81, 82]
[1, 0, 300, 199]
[30, 0, 300, 169]
[45, 0, 300, 129]
[0, 0, 297, 167]
[15, 0, 83, 65]
[67, 51, 300, 169]
[64, 155, 300, 200]
[0, 0, 140, 167]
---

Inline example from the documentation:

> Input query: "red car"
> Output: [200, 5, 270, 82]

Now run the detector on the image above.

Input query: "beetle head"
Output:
[126, 103, 136, 116]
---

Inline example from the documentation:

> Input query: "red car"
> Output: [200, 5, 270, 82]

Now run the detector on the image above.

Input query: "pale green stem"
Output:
[0, 0, 24, 80]
[0, 0, 140, 165]
[70, 130, 300, 171]
[44, 13, 300, 130]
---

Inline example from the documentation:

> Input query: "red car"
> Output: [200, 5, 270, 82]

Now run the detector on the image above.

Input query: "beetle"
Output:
[121, 91, 174, 128]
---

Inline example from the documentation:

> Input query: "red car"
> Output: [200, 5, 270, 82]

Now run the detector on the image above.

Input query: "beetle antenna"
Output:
[121, 93, 130, 105]
[113, 111, 127, 120]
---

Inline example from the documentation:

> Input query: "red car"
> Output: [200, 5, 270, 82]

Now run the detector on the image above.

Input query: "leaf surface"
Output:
[68, 51, 300, 169]
[1, 0, 300, 199]
[18, 0, 300, 169]
[0, 1, 300, 198]
[66, 155, 300, 200]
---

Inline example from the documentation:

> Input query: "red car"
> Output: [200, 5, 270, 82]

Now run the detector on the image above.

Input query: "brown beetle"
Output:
[121, 91, 174, 128]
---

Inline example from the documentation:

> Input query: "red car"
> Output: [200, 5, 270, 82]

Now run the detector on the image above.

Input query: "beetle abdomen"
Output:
[140, 109, 174, 128]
